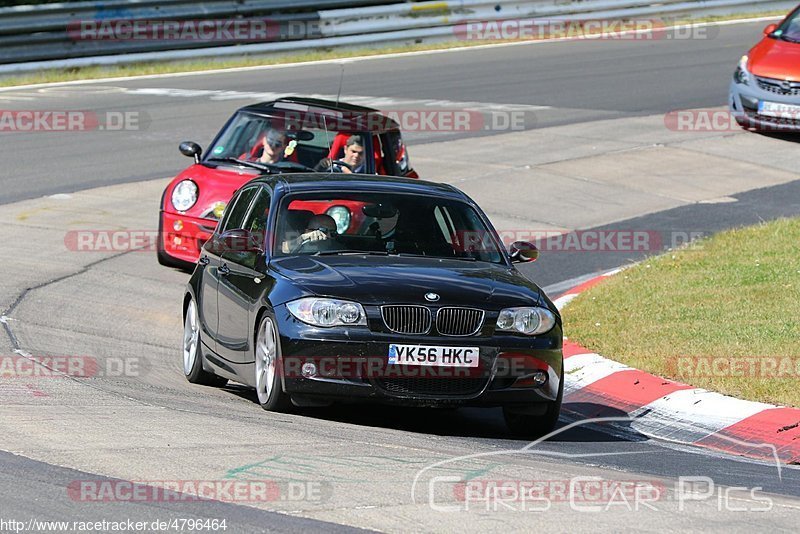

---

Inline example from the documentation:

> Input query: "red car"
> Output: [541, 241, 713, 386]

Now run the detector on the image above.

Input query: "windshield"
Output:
[774, 8, 800, 42]
[273, 191, 505, 264]
[206, 111, 373, 171]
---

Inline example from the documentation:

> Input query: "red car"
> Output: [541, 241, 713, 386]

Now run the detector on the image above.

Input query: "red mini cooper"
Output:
[158, 97, 418, 269]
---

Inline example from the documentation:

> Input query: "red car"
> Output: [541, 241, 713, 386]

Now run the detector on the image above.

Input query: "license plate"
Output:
[388, 344, 480, 367]
[757, 100, 800, 118]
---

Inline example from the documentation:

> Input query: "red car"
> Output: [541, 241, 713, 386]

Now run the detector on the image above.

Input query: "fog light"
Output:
[301, 362, 317, 378]
[530, 370, 548, 386]
[173, 219, 184, 231]
[172, 236, 182, 246]
[513, 370, 548, 388]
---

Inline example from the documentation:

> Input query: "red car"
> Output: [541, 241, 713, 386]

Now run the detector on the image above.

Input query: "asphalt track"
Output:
[1, 19, 800, 532]
[0, 19, 772, 204]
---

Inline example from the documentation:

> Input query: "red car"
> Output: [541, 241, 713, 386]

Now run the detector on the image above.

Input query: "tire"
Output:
[503, 368, 563, 439]
[183, 297, 228, 387]
[254, 314, 292, 412]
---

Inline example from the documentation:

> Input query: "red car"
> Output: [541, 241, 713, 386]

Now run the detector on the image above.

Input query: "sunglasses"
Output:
[266, 135, 286, 149]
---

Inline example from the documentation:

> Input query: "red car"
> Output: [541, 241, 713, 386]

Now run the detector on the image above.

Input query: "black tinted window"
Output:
[218, 187, 257, 234]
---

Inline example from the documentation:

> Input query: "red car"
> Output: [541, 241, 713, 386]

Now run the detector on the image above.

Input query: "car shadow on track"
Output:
[756, 131, 800, 143]
[223, 383, 642, 444]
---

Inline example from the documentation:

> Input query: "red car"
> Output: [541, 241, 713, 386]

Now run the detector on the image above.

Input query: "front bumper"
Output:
[160, 210, 218, 264]
[273, 303, 563, 408]
[729, 79, 800, 131]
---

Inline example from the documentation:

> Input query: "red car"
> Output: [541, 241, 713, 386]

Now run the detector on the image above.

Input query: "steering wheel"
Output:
[329, 159, 354, 172]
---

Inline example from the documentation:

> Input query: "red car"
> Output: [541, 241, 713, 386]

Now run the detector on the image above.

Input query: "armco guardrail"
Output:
[0, 0, 791, 74]
[0, 0, 395, 64]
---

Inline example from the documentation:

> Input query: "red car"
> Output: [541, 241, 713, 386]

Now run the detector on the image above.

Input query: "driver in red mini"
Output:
[257, 128, 289, 164]
[315, 135, 366, 173]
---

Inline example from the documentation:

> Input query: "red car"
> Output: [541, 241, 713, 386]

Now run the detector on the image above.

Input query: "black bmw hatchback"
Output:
[183, 173, 563, 436]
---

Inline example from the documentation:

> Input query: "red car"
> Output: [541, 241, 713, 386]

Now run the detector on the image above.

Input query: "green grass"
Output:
[0, 11, 784, 89]
[562, 218, 800, 407]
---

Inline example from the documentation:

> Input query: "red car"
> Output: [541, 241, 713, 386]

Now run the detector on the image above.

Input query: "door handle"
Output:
[198, 255, 210, 266]
[219, 263, 230, 276]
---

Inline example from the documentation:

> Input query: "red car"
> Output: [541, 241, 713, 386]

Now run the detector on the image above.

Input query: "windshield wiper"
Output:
[269, 161, 317, 172]
[314, 250, 389, 256]
[394, 253, 477, 261]
[206, 157, 272, 172]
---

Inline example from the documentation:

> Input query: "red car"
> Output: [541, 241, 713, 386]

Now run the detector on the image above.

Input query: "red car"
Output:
[729, 6, 800, 130]
[158, 97, 418, 269]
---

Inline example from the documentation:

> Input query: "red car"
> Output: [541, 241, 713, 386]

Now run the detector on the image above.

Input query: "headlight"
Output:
[171, 180, 198, 211]
[734, 55, 750, 85]
[286, 297, 367, 327]
[326, 206, 351, 234]
[496, 307, 556, 335]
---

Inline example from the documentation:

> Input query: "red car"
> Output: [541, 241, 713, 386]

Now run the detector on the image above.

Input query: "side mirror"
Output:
[287, 130, 314, 142]
[509, 241, 539, 263]
[179, 141, 202, 164]
[764, 23, 778, 35]
[218, 229, 264, 254]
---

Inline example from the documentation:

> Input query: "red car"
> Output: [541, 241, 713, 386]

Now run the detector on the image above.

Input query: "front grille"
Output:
[376, 375, 488, 396]
[756, 76, 800, 96]
[381, 305, 431, 335]
[436, 307, 485, 336]
[743, 108, 800, 127]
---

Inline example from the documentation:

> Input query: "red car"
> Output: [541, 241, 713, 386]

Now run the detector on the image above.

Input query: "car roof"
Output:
[238, 97, 401, 132]
[250, 173, 469, 200]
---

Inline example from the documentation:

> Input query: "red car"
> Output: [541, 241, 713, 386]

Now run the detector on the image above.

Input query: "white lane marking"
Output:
[563, 352, 631, 395]
[119, 87, 552, 111]
[0, 16, 782, 93]
[628, 388, 775, 442]
[554, 293, 578, 311]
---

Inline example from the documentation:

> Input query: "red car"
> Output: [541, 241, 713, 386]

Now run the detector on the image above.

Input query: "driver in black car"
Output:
[281, 214, 338, 253]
